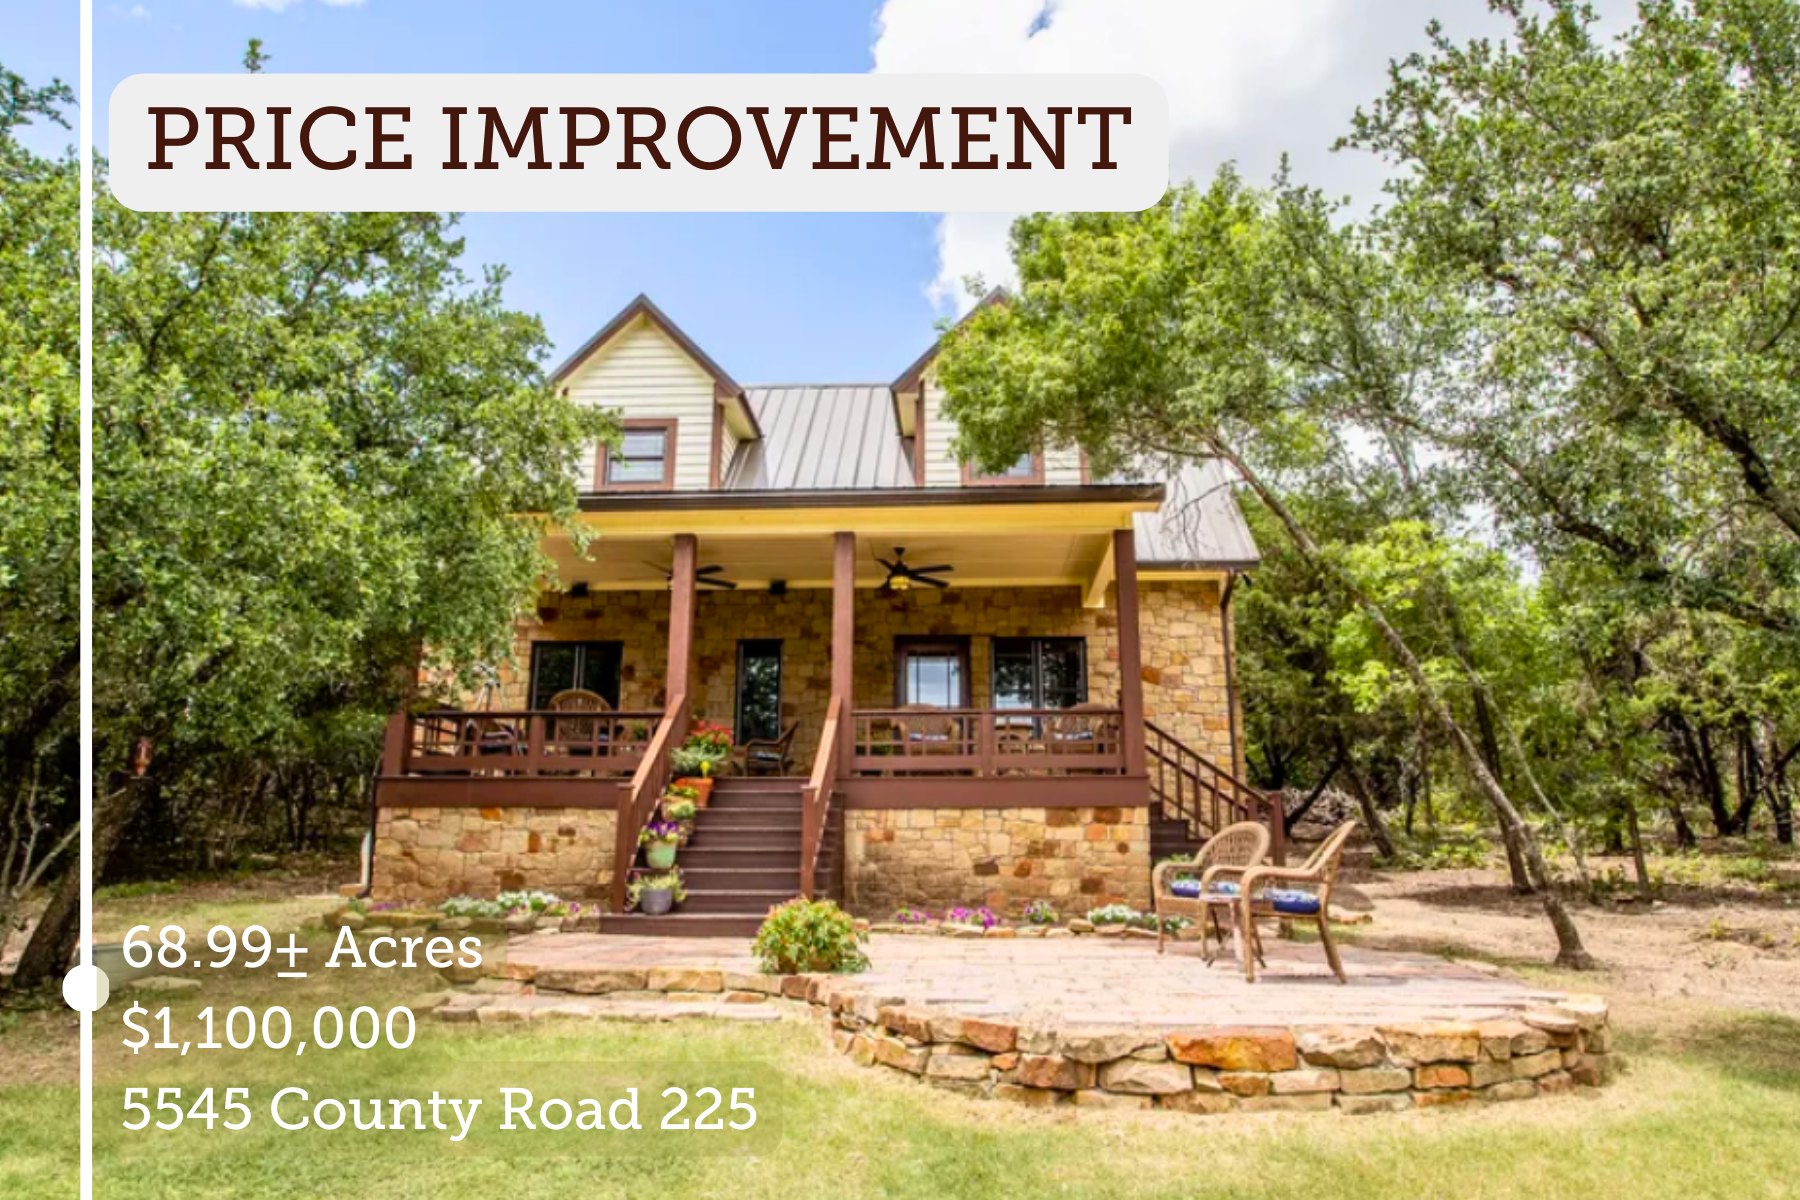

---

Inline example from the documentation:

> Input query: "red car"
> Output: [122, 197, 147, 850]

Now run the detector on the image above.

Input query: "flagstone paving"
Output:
[500, 932, 1569, 1027]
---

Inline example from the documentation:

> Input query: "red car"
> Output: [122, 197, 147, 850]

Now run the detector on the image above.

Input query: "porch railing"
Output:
[611, 697, 688, 913]
[392, 709, 662, 777]
[800, 695, 844, 899]
[1146, 719, 1284, 864]
[850, 707, 1126, 776]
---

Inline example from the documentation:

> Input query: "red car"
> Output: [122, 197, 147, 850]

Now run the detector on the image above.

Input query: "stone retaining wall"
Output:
[372, 806, 617, 902]
[845, 806, 1151, 915]
[513, 962, 1618, 1116]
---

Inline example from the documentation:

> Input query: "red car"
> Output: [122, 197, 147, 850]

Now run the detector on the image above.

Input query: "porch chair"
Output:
[739, 722, 799, 776]
[1044, 703, 1121, 773]
[1150, 821, 1270, 955]
[1219, 820, 1359, 984]
[548, 688, 611, 757]
[895, 704, 964, 763]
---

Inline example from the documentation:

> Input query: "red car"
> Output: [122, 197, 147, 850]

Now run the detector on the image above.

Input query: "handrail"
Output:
[610, 696, 688, 913]
[1145, 719, 1284, 864]
[393, 708, 662, 778]
[850, 706, 1125, 776]
[800, 695, 844, 899]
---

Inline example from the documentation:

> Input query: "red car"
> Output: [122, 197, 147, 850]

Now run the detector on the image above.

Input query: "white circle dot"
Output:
[63, 964, 111, 1013]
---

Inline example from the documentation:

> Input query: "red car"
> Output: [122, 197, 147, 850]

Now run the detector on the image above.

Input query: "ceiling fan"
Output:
[877, 547, 953, 592]
[645, 561, 738, 590]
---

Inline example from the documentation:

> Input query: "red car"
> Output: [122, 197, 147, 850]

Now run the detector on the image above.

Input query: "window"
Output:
[529, 641, 624, 709]
[598, 419, 676, 490]
[735, 640, 784, 744]
[894, 637, 971, 708]
[962, 450, 1044, 486]
[991, 638, 1087, 710]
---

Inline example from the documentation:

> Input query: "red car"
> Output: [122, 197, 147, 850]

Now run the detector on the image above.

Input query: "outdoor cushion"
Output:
[1206, 881, 1240, 896]
[1258, 888, 1321, 915]
[1168, 878, 1202, 898]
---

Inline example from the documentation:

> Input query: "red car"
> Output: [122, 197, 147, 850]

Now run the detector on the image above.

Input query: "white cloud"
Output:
[872, 0, 1636, 313]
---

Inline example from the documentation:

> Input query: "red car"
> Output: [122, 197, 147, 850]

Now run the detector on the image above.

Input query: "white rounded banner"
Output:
[109, 73, 1168, 212]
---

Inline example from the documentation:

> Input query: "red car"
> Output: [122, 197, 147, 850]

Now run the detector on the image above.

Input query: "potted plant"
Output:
[638, 819, 682, 870]
[627, 869, 686, 916]
[659, 792, 699, 844]
[672, 721, 732, 804]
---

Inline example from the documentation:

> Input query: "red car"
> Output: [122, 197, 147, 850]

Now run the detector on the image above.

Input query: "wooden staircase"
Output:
[1146, 721, 1285, 864]
[600, 776, 842, 938]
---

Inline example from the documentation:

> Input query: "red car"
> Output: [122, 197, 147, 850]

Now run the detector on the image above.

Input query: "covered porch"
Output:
[375, 489, 1281, 913]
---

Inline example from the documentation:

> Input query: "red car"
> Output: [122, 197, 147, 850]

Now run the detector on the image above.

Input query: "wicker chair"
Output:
[895, 704, 963, 761]
[740, 722, 798, 776]
[1224, 820, 1359, 984]
[1150, 821, 1271, 955]
[1045, 703, 1120, 773]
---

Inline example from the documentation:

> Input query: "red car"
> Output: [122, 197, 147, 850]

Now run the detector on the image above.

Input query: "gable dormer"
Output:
[891, 291, 1084, 489]
[551, 295, 760, 492]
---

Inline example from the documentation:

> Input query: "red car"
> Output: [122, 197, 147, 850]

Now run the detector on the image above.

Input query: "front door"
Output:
[734, 639, 784, 743]
[894, 636, 971, 707]
[529, 641, 623, 709]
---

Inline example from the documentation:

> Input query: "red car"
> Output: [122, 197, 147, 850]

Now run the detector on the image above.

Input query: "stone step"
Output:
[598, 912, 764, 938]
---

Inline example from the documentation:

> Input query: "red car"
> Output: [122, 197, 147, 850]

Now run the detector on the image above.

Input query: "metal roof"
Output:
[718, 384, 1259, 569]
[726, 385, 914, 491]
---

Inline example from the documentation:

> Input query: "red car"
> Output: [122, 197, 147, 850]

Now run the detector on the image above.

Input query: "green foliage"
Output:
[91, 188, 616, 871]
[1381, 831, 1492, 872]
[752, 898, 869, 974]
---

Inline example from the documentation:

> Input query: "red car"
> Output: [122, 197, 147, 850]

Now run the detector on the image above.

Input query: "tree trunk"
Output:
[9, 780, 142, 991]
[1623, 802, 1653, 902]
[1213, 439, 1595, 969]
[1342, 754, 1398, 860]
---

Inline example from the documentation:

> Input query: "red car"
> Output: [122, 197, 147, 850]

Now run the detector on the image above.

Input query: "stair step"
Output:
[682, 866, 807, 890]
[599, 912, 762, 938]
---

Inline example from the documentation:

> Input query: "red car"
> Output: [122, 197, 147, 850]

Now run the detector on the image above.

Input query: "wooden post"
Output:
[1114, 528, 1147, 777]
[667, 533, 698, 717]
[832, 532, 856, 766]
[381, 712, 409, 777]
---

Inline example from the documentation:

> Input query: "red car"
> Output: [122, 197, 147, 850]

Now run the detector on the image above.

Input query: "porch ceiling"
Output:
[541, 529, 1120, 592]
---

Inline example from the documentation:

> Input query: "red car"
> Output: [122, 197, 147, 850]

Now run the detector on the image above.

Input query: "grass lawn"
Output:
[3, 960, 1797, 1200]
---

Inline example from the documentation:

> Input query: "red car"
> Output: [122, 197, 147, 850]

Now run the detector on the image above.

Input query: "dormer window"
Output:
[963, 450, 1045, 487]
[599, 419, 677, 491]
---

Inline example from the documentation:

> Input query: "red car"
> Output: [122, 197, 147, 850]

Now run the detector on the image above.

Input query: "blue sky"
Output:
[7, 0, 79, 158]
[86, 0, 945, 382]
[61, 0, 1640, 383]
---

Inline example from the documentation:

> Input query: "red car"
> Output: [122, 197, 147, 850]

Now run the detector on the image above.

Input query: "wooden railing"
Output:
[392, 709, 662, 778]
[1146, 720, 1284, 864]
[609, 697, 688, 913]
[800, 695, 844, 899]
[850, 707, 1126, 776]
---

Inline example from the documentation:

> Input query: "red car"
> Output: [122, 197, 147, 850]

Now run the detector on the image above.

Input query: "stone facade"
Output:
[373, 806, 616, 903]
[845, 806, 1151, 915]
[480, 580, 1237, 773]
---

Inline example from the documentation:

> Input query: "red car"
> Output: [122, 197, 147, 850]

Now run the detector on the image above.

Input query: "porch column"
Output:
[831, 531, 856, 763]
[1114, 527, 1147, 776]
[666, 533, 698, 711]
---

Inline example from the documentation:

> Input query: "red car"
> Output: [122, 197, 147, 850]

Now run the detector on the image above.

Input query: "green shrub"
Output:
[753, 898, 868, 974]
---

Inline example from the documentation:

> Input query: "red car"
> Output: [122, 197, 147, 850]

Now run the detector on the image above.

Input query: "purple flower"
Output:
[945, 905, 1001, 929]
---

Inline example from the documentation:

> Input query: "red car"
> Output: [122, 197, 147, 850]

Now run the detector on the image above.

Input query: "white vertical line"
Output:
[79, 1, 95, 1198]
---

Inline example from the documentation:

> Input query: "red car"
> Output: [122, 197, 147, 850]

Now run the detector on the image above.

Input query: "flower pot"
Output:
[677, 777, 713, 807]
[639, 887, 675, 916]
[644, 840, 678, 870]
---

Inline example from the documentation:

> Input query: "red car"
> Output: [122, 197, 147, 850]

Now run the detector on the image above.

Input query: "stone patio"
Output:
[445, 930, 1616, 1116]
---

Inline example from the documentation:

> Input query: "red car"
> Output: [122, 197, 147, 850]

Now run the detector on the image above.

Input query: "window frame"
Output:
[596, 418, 678, 492]
[892, 635, 973, 708]
[528, 640, 625, 710]
[734, 638, 785, 744]
[961, 449, 1045, 487]
[990, 636, 1088, 710]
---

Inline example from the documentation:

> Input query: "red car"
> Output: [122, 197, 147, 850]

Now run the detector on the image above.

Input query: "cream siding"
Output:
[719, 415, 741, 485]
[922, 379, 1082, 486]
[562, 316, 715, 491]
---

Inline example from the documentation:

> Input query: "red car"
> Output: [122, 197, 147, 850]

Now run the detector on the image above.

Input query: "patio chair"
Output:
[1045, 703, 1121, 773]
[1150, 821, 1271, 955]
[740, 722, 798, 776]
[895, 704, 964, 765]
[1227, 820, 1359, 984]
[548, 688, 611, 757]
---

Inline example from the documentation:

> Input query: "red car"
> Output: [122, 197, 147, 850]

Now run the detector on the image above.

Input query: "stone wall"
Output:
[482, 579, 1236, 773]
[845, 807, 1150, 916]
[373, 806, 617, 903]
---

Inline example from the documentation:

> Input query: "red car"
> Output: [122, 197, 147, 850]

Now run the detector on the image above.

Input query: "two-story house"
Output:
[371, 294, 1280, 934]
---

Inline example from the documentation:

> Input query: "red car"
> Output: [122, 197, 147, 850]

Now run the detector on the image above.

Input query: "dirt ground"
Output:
[1332, 850, 1800, 1020]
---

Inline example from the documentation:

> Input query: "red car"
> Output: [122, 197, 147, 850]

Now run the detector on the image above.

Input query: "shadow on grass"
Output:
[1627, 1010, 1800, 1094]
